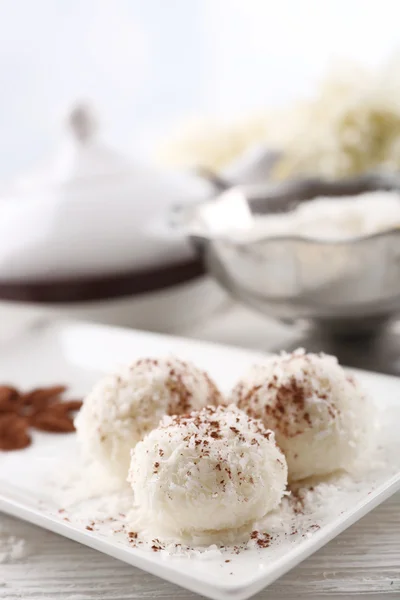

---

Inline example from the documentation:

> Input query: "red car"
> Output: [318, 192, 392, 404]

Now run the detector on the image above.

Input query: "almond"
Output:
[30, 411, 75, 433]
[0, 386, 21, 414]
[21, 385, 67, 415]
[0, 383, 80, 449]
[0, 414, 31, 450]
[50, 400, 83, 415]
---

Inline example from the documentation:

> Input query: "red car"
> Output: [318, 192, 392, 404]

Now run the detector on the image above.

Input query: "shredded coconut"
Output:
[0, 523, 29, 564]
[227, 191, 400, 244]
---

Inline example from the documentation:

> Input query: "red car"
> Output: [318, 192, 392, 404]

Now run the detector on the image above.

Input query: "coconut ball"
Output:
[231, 348, 373, 482]
[128, 405, 287, 537]
[75, 357, 223, 480]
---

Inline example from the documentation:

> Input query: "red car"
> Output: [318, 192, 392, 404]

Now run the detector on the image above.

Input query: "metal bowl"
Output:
[184, 172, 400, 336]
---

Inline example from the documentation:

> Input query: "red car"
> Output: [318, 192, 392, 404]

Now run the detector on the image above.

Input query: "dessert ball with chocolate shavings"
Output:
[75, 357, 223, 480]
[128, 404, 287, 538]
[231, 348, 374, 481]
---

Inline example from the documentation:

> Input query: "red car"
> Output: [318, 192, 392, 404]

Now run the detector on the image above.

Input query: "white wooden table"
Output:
[1, 304, 399, 599]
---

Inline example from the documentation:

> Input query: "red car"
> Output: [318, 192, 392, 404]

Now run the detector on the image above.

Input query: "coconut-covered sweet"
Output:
[75, 357, 223, 480]
[231, 349, 373, 481]
[128, 404, 287, 537]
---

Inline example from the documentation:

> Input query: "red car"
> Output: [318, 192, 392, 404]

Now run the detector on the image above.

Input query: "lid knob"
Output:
[67, 102, 98, 143]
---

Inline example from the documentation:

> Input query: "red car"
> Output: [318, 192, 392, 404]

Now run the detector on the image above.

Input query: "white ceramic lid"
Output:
[0, 104, 210, 280]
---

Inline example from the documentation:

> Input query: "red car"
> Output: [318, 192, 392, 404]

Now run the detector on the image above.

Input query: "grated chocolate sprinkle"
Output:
[233, 349, 342, 439]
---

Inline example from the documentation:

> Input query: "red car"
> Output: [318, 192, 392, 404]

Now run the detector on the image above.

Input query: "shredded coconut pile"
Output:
[273, 61, 400, 179]
[127, 405, 287, 543]
[75, 357, 223, 481]
[159, 59, 400, 179]
[228, 191, 400, 243]
[231, 348, 373, 481]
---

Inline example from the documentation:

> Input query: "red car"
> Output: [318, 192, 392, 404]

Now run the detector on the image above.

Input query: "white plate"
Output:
[0, 320, 399, 600]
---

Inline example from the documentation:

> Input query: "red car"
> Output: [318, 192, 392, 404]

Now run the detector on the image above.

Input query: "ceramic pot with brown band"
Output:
[0, 104, 226, 331]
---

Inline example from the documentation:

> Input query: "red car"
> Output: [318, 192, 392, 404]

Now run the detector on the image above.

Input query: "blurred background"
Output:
[3, 0, 400, 372]
[2, 0, 400, 178]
